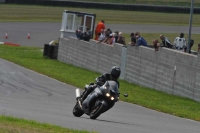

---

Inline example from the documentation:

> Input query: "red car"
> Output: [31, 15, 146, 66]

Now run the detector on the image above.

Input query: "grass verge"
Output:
[0, 115, 96, 133]
[1, 4, 200, 26]
[0, 45, 200, 122]
[73, 0, 200, 7]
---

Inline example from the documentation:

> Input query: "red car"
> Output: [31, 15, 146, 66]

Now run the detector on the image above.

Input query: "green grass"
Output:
[74, 0, 200, 7]
[1, 4, 200, 26]
[123, 33, 200, 51]
[0, 115, 96, 133]
[0, 45, 200, 122]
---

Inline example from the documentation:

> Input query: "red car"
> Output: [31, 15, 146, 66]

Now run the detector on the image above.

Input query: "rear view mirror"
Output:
[123, 94, 128, 97]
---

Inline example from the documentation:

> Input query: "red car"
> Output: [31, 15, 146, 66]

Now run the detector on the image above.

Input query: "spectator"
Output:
[76, 30, 83, 40]
[95, 20, 105, 40]
[106, 33, 114, 45]
[130, 32, 136, 46]
[107, 28, 112, 34]
[114, 31, 119, 41]
[98, 33, 109, 44]
[174, 33, 186, 51]
[135, 32, 148, 47]
[97, 32, 101, 40]
[98, 29, 105, 41]
[184, 39, 194, 53]
[106, 33, 116, 45]
[159, 34, 173, 48]
[112, 33, 117, 44]
[117, 32, 126, 45]
[83, 28, 92, 41]
[152, 39, 161, 51]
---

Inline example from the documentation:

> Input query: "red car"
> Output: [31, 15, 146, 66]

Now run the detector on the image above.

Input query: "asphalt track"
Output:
[1, 22, 200, 47]
[0, 22, 200, 133]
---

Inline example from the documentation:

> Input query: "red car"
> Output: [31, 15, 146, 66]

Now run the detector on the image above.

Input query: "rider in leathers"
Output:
[80, 66, 121, 103]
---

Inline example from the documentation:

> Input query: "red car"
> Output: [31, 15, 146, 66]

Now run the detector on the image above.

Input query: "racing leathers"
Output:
[80, 73, 120, 103]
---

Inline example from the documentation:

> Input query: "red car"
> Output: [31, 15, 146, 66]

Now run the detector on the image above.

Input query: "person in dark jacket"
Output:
[80, 66, 121, 103]
[130, 32, 136, 46]
[159, 34, 173, 48]
[83, 28, 92, 41]
[135, 32, 148, 47]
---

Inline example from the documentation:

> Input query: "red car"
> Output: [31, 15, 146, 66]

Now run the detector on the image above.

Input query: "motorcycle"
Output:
[72, 80, 128, 119]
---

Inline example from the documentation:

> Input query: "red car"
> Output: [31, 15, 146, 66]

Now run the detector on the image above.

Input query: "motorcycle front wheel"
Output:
[73, 102, 84, 117]
[90, 104, 107, 119]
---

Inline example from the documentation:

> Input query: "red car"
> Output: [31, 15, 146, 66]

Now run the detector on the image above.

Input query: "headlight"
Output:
[111, 97, 114, 100]
[106, 93, 110, 97]
[104, 86, 107, 89]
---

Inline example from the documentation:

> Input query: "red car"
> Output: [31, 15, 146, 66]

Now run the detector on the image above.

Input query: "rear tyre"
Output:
[90, 104, 107, 119]
[73, 102, 84, 117]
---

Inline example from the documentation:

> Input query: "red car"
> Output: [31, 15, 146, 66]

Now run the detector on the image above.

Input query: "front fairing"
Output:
[99, 81, 120, 102]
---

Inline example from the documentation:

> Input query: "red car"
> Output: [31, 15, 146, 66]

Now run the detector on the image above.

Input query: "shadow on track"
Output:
[81, 116, 140, 126]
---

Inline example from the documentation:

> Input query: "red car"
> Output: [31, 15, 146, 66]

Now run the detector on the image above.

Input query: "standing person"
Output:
[130, 33, 136, 46]
[159, 34, 173, 48]
[112, 33, 117, 45]
[98, 29, 105, 41]
[83, 28, 92, 41]
[184, 39, 194, 53]
[174, 33, 187, 51]
[135, 32, 148, 47]
[152, 39, 161, 51]
[95, 20, 105, 40]
[198, 44, 200, 53]
[117, 32, 126, 46]
[114, 31, 119, 41]
[75, 30, 83, 40]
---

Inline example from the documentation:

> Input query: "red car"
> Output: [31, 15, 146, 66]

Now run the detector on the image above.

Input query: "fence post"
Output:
[119, 46, 127, 80]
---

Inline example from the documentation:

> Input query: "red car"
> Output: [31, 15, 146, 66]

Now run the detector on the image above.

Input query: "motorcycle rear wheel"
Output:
[90, 104, 106, 119]
[73, 102, 84, 117]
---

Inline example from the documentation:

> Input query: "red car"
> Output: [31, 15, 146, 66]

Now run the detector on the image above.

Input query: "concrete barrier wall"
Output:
[125, 46, 175, 94]
[194, 56, 200, 101]
[58, 37, 124, 75]
[58, 37, 200, 102]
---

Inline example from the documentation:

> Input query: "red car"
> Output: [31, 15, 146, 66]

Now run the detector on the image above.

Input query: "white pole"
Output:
[187, 0, 194, 53]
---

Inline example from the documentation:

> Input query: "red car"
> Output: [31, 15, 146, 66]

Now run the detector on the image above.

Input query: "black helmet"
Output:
[111, 66, 121, 79]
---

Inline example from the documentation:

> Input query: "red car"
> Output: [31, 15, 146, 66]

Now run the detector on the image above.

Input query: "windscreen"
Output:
[107, 81, 119, 94]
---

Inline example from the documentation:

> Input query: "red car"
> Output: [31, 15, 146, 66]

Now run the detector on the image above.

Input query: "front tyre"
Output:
[73, 102, 84, 117]
[90, 104, 107, 119]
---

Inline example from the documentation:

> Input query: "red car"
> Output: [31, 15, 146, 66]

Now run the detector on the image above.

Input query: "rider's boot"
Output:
[80, 90, 89, 104]
[80, 84, 97, 104]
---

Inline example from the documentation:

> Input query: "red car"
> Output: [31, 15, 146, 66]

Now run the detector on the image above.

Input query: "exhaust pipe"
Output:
[75, 89, 82, 109]
[76, 89, 81, 98]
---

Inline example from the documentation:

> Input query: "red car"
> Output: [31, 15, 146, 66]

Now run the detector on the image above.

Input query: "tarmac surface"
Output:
[0, 58, 200, 133]
[1, 22, 200, 47]
[0, 22, 200, 133]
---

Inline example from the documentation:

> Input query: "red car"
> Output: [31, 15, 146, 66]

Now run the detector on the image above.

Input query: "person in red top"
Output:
[95, 20, 105, 40]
